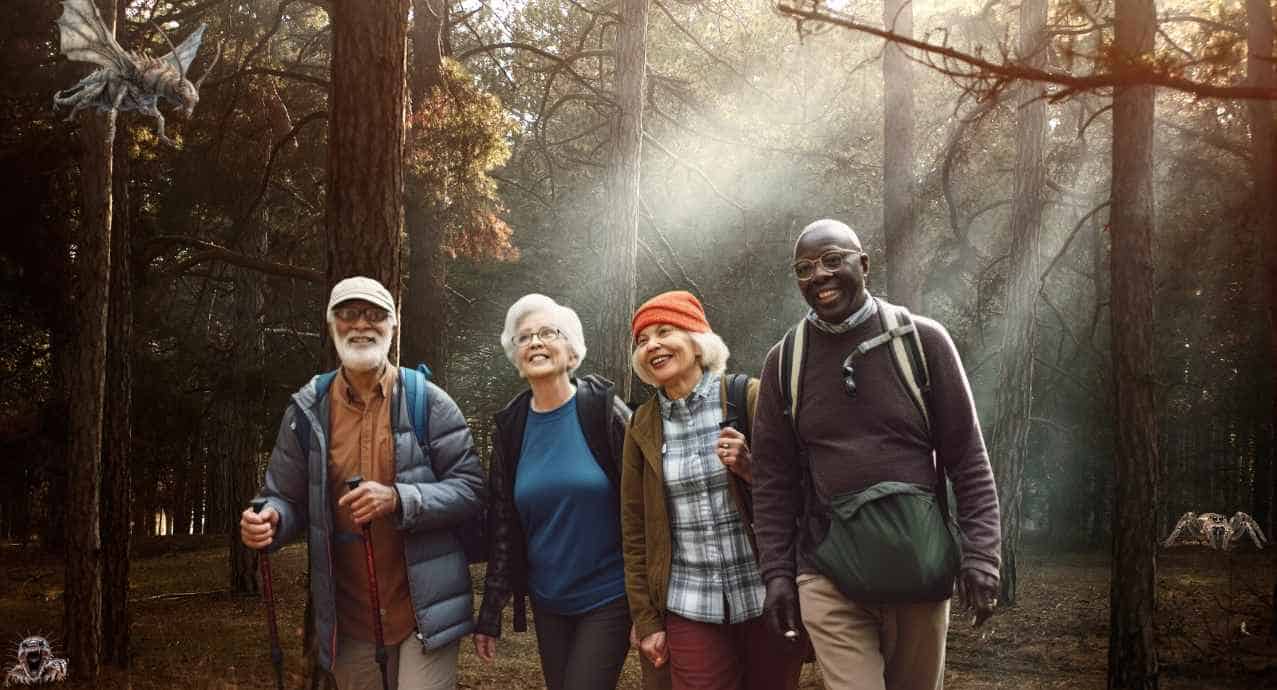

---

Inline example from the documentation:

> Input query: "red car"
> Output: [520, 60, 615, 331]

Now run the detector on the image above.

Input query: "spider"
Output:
[4, 636, 67, 686]
[1162, 511, 1269, 551]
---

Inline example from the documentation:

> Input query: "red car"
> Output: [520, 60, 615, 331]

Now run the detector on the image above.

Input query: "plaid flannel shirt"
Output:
[658, 371, 764, 624]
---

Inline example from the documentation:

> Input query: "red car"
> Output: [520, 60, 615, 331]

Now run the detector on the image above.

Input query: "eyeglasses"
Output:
[333, 306, 391, 323]
[793, 249, 861, 281]
[841, 352, 857, 398]
[515, 327, 563, 348]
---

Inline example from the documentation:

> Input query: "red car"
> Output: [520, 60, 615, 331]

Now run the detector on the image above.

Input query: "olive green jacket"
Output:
[620, 376, 759, 640]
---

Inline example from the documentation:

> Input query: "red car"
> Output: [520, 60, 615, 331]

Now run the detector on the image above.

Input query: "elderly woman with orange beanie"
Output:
[620, 290, 805, 690]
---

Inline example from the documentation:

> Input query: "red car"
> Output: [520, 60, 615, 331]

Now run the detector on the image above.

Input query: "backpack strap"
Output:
[876, 302, 931, 432]
[722, 373, 752, 445]
[400, 364, 433, 448]
[778, 319, 807, 432]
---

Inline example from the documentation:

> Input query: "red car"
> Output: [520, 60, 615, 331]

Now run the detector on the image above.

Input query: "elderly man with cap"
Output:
[240, 276, 485, 690]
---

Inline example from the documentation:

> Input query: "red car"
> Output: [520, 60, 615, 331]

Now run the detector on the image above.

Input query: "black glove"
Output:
[763, 576, 803, 643]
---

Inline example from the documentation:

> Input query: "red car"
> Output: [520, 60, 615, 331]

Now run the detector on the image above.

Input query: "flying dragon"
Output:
[53, 0, 219, 145]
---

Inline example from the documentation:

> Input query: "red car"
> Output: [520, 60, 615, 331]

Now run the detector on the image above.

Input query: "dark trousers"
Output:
[531, 596, 632, 690]
[665, 612, 805, 690]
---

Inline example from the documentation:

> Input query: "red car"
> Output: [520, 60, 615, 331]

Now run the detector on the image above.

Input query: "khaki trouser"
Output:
[797, 574, 948, 690]
[333, 634, 459, 690]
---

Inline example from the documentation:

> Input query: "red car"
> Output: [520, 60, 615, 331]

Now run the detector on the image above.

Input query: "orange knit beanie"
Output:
[631, 290, 711, 338]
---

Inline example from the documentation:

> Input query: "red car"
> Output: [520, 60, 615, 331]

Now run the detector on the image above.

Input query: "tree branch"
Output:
[153, 236, 323, 283]
[775, 3, 1277, 101]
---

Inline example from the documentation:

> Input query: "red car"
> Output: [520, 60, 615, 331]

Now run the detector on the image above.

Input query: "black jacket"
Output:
[475, 374, 630, 636]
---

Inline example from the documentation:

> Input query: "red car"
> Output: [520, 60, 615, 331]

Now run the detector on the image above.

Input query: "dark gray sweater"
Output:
[751, 309, 1002, 585]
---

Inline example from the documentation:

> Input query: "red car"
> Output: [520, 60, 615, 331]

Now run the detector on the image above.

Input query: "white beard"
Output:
[334, 328, 391, 372]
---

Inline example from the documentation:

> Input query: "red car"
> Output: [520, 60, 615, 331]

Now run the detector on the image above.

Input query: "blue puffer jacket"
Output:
[259, 368, 485, 671]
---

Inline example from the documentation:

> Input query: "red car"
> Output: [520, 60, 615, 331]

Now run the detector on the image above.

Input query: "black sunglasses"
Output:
[841, 352, 857, 398]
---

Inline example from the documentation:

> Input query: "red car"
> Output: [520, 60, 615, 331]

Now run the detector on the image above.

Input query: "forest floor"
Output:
[1, 538, 1274, 689]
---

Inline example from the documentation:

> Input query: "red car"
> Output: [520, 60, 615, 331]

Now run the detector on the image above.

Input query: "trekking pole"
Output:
[346, 475, 391, 690]
[249, 499, 286, 690]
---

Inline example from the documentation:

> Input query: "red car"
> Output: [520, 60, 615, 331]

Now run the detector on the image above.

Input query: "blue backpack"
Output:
[296, 363, 488, 564]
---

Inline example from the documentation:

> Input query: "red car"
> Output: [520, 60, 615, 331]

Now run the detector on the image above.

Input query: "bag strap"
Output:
[723, 373, 752, 445]
[400, 364, 433, 448]
[875, 303, 949, 525]
[778, 319, 807, 432]
[877, 303, 931, 431]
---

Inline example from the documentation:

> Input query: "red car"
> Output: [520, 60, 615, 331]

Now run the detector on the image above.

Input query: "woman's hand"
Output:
[473, 633, 497, 662]
[639, 630, 668, 668]
[715, 426, 752, 483]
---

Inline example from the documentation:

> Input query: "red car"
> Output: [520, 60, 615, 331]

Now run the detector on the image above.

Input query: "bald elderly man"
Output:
[750, 220, 1001, 690]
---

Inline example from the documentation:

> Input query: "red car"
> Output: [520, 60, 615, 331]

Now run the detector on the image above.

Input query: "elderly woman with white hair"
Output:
[473, 294, 633, 690]
[621, 291, 805, 690]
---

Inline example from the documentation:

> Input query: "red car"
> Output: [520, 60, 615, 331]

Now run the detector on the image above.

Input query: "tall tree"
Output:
[1244, 0, 1277, 637]
[403, 0, 451, 382]
[1107, 0, 1160, 686]
[100, 123, 133, 667]
[326, 0, 411, 339]
[1246, 0, 1275, 536]
[64, 0, 117, 678]
[599, 0, 648, 401]
[989, 0, 1047, 608]
[227, 225, 267, 593]
[307, 4, 411, 686]
[882, 0, 920, 308]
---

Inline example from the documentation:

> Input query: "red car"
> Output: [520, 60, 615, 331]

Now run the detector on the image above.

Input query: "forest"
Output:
[0, 0, 1275, 688]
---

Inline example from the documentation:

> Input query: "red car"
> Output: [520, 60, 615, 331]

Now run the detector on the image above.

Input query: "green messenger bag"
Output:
[810, 480, 961, 604]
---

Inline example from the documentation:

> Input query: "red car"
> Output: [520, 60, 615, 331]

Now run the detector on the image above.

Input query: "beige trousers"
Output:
[332, 634, 459, 690]
[797, 574, 948, 690]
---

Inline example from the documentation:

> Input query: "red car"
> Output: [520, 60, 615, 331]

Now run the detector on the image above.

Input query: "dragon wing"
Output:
[159, 23, 207, 76]
[56, 0, 133, 73]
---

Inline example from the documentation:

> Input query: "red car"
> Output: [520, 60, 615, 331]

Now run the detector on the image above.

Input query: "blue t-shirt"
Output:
[514, 394, 626, 615]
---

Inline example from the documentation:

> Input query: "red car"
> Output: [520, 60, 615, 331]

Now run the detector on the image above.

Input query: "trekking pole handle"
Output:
[251, 498, 268, 514]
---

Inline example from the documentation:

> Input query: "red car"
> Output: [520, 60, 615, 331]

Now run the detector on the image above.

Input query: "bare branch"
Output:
[153, 236, 323, 283]
[775, 3, 1277, 101]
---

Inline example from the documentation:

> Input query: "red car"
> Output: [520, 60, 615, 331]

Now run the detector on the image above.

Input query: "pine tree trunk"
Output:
[65, 89, 117, 687]
[101, 125, 133, 668]
[308, 4, 411, 686]
[402, 0, 450, 383]
[599, 0, 648, 402]
[989, 0, 1047, 607]
[1107, 0, 1160, 686]
[228, 224, 267, 594]
[326, 0, 410, 357]
[1244, 0, 1277, 638]
[882, 0, 920, 308]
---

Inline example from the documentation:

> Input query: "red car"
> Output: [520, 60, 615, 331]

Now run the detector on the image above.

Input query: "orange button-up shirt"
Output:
[329, 365, 414, 645]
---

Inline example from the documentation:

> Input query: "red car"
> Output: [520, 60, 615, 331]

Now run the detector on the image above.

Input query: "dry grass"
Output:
[2, 540, 1273, 689]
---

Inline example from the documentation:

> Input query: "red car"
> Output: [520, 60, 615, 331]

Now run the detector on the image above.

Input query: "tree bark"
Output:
[308, 4, 411, 686]
[1107, 0, 1160, 686]
[65, 66, 118, 688]
[990, 0, 1047, 607]
[100, 123, 133, 668]
[228, 224, 267, 594]
[1244, 0, 1277, 638]
[326, 0, 410, 362]
[402, 0, 450, 384]
[882, 0, 920, 308]
[599, 0, 648, 402]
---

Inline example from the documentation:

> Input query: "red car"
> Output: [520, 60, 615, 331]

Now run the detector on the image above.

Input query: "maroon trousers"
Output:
[664, 613, 805, 690]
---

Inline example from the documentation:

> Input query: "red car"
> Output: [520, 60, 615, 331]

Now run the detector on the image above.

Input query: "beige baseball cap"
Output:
[327, 276, 395, 314]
